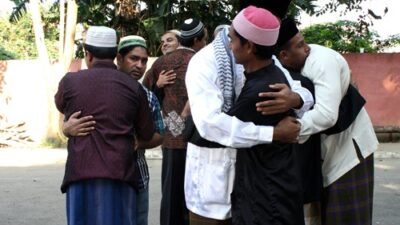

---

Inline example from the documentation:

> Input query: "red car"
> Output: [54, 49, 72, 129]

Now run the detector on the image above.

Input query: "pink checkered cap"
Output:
[232, 6, 280, 46]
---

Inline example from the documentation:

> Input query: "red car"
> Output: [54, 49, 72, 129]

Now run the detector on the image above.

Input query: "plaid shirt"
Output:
[136, 85, 165, 190]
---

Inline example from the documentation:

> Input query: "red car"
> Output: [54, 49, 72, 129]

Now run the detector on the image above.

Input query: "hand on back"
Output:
[156, 70, 176, 88]
[62, 111, 95, 137]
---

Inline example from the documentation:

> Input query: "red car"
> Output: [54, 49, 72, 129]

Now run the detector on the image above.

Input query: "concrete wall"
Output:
[0, 60, 53, 146]
[344, 53, 400, 141]
[0, 54, 398, 145]
[343, 53, 400, 127]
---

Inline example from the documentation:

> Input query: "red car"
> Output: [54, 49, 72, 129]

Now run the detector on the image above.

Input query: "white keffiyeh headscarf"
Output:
[212, 26, 237, 113]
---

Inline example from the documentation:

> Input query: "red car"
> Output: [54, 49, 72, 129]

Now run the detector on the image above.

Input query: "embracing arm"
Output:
[62, 111, 95, 137]
[255, 56, 314, 117]
[137, 133, 163, 149]
[156, 70, 176, 88]
[137, 90, 165, 149]
[298, 49, 350, 142]
[142, 59, 165, 101]
[55, 75, 96, 137]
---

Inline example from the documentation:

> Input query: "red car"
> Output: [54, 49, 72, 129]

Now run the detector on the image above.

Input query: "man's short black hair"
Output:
[274, 18, 299, 58]
[234, 30, 275, 60]
[274, 41, 291, 59]
[83, 44, 117, 59]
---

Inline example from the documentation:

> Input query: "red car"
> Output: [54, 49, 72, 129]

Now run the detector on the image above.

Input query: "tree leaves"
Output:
[5, 0, 397, 58]
[302, 20, 399, 53]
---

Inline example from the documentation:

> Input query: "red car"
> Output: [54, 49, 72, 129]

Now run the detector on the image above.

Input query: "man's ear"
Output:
[194, 37, 201, 45]
[247, 41, 255, 55]
[116, 53, 123, 66]
[84, 51, 94, 68]
[278, 50, 288, 61]
[86, 51, 94, 63]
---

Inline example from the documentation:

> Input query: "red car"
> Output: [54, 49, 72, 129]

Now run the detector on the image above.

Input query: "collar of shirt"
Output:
[92, 60, 117, 70]
[177, 46, 196, 53]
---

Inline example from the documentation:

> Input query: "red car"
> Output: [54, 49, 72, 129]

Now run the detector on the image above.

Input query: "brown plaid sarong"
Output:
[189, 211, 232, 225]
[321, 141, 374, 225]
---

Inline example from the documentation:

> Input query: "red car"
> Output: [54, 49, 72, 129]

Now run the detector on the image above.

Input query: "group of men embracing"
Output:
[55, 0, 378, 225]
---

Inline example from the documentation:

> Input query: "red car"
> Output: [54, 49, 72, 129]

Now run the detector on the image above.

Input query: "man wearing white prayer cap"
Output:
[55, 26, 156, 225]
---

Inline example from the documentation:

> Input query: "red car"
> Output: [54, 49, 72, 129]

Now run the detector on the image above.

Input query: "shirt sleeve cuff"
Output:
[258, 126, 274, 143]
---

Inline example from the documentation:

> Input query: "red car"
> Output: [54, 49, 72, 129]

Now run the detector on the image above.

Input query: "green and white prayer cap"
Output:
[118, 35, 147, 52]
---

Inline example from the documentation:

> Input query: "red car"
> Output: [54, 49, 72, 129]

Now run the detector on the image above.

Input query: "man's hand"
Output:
[156, 70, 176, 88]
[256, 83, 302, 115]
[62, 111, 95, 137]
[273, 116, 300, 143]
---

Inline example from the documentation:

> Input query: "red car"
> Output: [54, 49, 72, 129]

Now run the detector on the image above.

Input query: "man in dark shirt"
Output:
[227, 6, 304, 225]
[274, 18, 323, 224]
[54, 26, 155, 225]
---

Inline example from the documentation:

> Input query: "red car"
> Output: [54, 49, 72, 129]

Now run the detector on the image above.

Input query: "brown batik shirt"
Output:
[143, 48, 195, 149]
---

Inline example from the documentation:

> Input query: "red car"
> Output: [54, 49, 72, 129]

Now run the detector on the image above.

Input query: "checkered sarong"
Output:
[321, 142, 374, 225]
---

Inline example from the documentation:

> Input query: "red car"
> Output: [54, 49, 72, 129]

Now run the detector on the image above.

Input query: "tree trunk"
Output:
[59, 0, 65, 61]
[63, 0, 77, 73]
[54, 0, 78, 145]
[30, 0, 62, 145]
[30, 0, 50, 63]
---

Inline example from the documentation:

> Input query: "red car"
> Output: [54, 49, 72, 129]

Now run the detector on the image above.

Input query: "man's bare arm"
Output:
[136, 133, 164, 149]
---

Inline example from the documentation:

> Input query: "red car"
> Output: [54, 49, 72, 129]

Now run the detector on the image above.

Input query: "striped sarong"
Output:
[66, 179, 137, 225]
[321, 141, 374, 225]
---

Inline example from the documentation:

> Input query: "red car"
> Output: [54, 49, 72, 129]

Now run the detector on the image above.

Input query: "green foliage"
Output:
[288, 0, 318, 16]
[0, 8, 59, 60]
[379, 34, 400, 48]
[75, 0, 379, 56]
[0, 14, 38, 59]
[9, 0, 29, 22]
[77, 0, 116, 26]
[7, 0, 393, 58]
[302, 20, 400, 53]
[138, 0, 237, 56]
[41, 136, 67, 148]
[0, 46, 17, 60]
[72, 0, 238, 56]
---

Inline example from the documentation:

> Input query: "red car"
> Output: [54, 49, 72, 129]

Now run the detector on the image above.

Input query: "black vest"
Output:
[323, 84, 366, 135]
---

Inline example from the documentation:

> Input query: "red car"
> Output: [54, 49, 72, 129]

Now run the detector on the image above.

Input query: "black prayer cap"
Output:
[276, 17, 299, 47]
[180, 18, 205, 39]
[239, 0, 292, 19]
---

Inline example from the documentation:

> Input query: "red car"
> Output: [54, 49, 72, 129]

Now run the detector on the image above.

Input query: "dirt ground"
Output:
[0, 145, 400, 225]
[0, 148, 162, 225]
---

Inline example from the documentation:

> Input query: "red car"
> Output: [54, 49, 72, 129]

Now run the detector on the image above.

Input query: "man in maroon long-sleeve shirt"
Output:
[55, 26, 155, 225]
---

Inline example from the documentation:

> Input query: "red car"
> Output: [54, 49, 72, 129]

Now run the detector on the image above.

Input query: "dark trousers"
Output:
[160, 147, 189, 225]
[189, 211, 232, 225]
